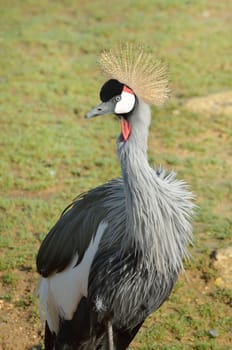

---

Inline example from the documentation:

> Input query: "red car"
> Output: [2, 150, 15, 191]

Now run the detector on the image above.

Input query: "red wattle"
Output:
[121, 118, 131, 141]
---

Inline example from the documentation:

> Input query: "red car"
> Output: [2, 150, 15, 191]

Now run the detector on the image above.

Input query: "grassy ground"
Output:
[0, 1, 231, 349]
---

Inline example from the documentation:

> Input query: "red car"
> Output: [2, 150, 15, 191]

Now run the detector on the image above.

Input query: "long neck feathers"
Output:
[117, 99, 194, 277]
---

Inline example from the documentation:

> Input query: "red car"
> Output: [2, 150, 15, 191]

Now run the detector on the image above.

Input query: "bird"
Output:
[36, 43, 194, 350]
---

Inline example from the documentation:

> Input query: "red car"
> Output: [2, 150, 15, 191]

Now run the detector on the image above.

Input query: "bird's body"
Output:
[37, 45, 194, 350]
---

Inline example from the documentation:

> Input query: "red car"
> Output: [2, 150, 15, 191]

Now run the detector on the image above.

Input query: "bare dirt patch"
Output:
[0, 270, 42, 350]
[184, 91, 232, 116]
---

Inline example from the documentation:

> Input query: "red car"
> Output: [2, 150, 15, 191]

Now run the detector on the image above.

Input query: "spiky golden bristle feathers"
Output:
[99, 43, 170, 106]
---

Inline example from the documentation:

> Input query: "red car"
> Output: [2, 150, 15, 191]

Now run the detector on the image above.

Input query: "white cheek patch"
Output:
[114, 87, 135, 114]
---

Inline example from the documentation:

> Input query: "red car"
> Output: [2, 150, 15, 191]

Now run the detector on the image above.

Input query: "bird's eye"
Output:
[115, 96, 121, 102]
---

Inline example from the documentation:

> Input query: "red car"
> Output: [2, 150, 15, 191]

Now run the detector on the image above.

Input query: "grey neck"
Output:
[118, 99, 153, 208]
[117, 98, 194, 276]
[117, 99, 156, 256]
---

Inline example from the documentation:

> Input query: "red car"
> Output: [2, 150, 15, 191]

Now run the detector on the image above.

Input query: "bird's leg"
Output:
[107, 320, 114, 350]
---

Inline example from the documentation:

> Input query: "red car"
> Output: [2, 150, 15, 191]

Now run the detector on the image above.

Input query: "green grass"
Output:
[0, 0, 232, 349]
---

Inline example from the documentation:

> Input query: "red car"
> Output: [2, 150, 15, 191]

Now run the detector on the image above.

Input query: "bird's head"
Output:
[85, 79, 136, 141]
[85, 43, 169, 142]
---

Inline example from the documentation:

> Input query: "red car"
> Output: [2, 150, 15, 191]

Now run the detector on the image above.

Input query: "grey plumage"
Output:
[37, 45, 194, 350]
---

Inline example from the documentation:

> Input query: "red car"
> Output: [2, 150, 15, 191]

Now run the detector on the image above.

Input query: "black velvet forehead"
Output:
[100, 79, 124, 102]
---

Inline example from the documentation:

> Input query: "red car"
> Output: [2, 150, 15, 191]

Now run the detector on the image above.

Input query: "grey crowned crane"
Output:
[37, 44, 194, 350]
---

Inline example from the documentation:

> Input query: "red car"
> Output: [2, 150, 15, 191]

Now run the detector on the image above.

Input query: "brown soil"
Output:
[184, 91, 232, 116]
[0, 270, 42, 350]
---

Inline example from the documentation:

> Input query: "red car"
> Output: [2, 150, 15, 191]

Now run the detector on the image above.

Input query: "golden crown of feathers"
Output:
[99, 43, 170, 106]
